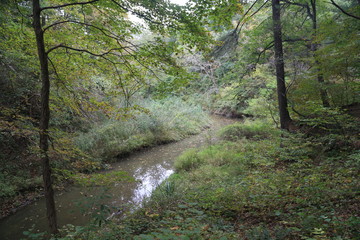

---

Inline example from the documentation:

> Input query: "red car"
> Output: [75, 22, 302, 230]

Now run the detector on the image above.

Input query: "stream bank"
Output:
[0, 116, 236, 240]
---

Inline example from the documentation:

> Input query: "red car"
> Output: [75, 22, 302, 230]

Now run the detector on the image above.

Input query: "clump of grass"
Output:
[219, 119, 279, 141]
[76, 97, 210, 161]
[174, 143, 246, 172]
[174, 149, 203, 172]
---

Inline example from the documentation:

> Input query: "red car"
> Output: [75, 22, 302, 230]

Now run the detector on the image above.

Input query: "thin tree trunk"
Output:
[272, 0, 292, 130]
[310, 0, 330, 107]
[32, 0, 58, 235]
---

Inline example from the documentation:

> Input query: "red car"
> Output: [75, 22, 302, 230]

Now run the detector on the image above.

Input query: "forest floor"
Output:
[3, 115, 360, 240]
[72, 118, 360, 240]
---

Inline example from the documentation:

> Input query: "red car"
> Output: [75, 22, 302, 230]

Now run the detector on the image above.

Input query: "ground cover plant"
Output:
[46, 118, 359, 240]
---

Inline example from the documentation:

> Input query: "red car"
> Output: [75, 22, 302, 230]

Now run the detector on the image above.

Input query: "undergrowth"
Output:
[50, 118, 360, 239]
[75, 97, 210, 161]
[0, 97, 209, 218]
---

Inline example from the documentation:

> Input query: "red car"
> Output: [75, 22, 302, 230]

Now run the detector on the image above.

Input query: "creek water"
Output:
[0, 116, 235, 240]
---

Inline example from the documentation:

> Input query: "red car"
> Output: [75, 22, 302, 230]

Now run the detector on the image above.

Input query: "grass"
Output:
[61, 118, 359, 240]
[218, 118, 280, 141]
[23, 118, 360, 239]
[75, 97, 210, 161]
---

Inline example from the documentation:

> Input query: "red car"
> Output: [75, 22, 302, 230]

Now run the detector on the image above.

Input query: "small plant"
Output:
[246, 226, 272, 240]
[160, 180, 176, 197]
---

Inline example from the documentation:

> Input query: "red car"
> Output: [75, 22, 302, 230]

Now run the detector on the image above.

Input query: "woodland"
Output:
[0, 0, 359, 239]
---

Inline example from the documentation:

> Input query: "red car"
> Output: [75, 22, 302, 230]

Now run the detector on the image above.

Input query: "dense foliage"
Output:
[0, 0, 359, 239]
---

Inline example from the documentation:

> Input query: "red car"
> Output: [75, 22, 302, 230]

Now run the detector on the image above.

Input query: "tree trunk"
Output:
[32, 0, 58, 235]
[310, 0, 330, 107]
[271, 0, 292, 130]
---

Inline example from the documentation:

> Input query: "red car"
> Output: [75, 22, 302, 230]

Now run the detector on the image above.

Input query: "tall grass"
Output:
[75, 97, 210, 161]
[218, 118, 279, 141]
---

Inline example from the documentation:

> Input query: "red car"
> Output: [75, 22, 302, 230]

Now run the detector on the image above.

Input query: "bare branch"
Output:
[40, 0, 99, 12]
[43, 20, 71, 32]
[46, 44, 128, 56]
[235, 0, 260, 32]
[238, 0, 270, 34]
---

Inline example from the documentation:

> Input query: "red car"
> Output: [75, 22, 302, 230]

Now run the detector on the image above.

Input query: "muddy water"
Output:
[0, 116, 235, 240]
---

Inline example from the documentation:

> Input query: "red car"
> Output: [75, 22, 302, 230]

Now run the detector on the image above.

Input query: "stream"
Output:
[0, 116, 235, 240]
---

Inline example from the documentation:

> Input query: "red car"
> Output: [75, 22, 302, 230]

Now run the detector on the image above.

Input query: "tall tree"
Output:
[32, 0, 58, 234]
[30, 0, 178, 234]
[282, 0, 330, 107]
[272, 0, 292, 129]
[309, 0, 330, 107]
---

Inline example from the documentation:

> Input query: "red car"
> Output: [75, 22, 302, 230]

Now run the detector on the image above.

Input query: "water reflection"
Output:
[133, 165, 174, 204]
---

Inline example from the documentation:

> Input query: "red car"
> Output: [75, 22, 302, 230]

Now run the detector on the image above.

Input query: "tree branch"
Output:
[43, 20, 130, 45]
[234, 0, 260, 32]
[238, 0, 270, 34]
[281, 0, 307, 8]
[256, 41, 275, 65]
[109, 0, 163, 26]
[329, 0, 360, 20]
[46, 44, 127, 56]
[281, 0, 313, 19]
[40, 0, 99, 12]
[283, 37, 310, 42]
[43, 20, 71, 32]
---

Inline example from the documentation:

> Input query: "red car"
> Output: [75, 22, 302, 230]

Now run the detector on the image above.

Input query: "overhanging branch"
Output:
[43, 20, 129, 44]
[46, 44, 128, 56]
[329, 0, 360, 20]
[40, 0, 99, 12]
[109, 0, 163, 26]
